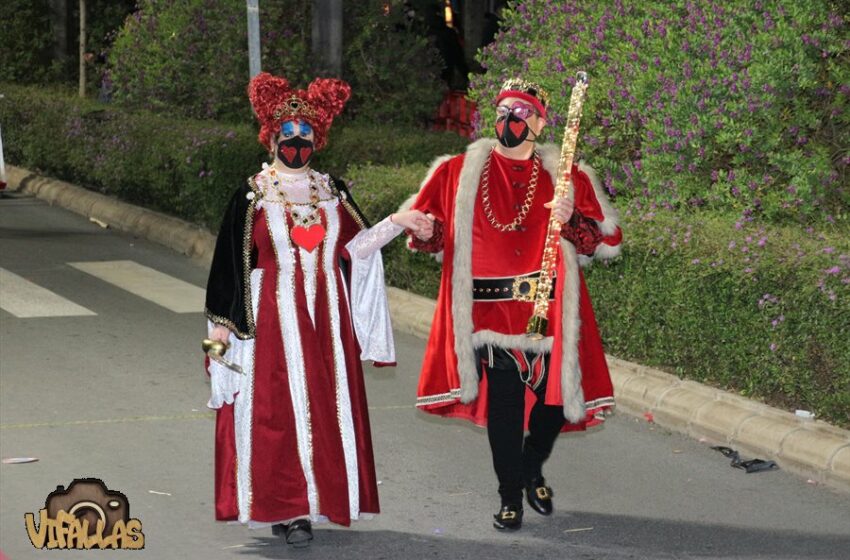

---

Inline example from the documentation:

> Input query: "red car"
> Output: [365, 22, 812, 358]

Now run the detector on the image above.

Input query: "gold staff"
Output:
[527, 71, 589, 340]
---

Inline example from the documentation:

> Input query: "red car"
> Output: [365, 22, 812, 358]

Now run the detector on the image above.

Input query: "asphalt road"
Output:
[1, 192, 849, 560]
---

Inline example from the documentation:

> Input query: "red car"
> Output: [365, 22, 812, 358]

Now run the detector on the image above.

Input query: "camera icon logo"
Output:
[25, 478, 144, 549]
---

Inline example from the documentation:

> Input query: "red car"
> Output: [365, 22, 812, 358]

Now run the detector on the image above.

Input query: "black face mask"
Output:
[276, 136, 314, 169]
[495, 112, 534, 148]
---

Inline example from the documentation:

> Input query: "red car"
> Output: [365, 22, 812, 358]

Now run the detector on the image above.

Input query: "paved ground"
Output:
[1, 192, 849, 559]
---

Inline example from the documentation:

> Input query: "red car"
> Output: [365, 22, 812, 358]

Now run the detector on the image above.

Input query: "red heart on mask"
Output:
[509, 120, 527, 138]
[281, 146, 297, 163]
[299, 146, 313, 163]
[495, 120, 505, 137]
[290, 223, 326, 252]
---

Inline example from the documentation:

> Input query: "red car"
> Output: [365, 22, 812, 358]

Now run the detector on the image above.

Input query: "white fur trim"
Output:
[452, 140, 496, 402]
[594, 241, 622, 260]
[537, 143, 576, 205]
[540, 145, 585, 420]
[558, 239, 586, 423]
[471, 330, 554, 353]
[577, 161, 619, 236]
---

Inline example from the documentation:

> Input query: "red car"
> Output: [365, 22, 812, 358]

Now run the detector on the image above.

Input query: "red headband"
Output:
[248, 72, 351, 151]
[495, 90, 547, 120]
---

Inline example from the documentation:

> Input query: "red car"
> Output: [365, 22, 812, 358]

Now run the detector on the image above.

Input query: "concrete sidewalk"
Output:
[7, 164, 849, 492]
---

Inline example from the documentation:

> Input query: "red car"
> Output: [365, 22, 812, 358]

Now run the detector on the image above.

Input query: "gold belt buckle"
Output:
[511, 276, 537, 302]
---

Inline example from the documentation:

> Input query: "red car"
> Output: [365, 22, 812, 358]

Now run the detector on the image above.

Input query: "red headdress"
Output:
[247, 72, 351, 151]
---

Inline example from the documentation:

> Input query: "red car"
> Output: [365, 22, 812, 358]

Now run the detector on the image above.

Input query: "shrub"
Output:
[586, 210, 849, 426]
[0, 84, 466, 227]
[343, 0, 446, 124]
[0, 0, 57, 83]
[108, 0, 252, 121]
[106, 0, 446, 124]
[471, 0, 849, 224]
[2, 83, 267, 227]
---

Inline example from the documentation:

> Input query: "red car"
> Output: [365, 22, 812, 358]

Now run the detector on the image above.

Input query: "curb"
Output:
[8, 165, 849, 493]
[6, 166, 216, 266]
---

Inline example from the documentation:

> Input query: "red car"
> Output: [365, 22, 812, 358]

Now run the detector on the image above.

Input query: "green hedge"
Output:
[344, 163, 850, 428]
[472, 0, 849, 223]
[0, 84, 466, 228]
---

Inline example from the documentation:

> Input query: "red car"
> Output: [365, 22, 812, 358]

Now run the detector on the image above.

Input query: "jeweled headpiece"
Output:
[248, 72, 351, 151]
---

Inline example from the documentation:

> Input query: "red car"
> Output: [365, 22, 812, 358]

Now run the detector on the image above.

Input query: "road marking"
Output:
[69, 260, 205, 313]
[0, 267, 96, 318]
[0, 412, 215, 430]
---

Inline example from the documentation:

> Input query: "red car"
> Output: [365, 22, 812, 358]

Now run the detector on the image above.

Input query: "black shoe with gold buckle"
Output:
[493, 504, 523, 531]
[272, 519, 313, 547]
[525, 477, 554, 516]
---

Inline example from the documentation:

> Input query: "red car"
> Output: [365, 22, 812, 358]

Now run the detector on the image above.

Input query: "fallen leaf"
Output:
[643, 412, 654, 423]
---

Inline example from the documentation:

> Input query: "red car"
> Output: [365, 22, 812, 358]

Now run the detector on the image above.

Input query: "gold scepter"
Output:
[526, 71, 589, 340]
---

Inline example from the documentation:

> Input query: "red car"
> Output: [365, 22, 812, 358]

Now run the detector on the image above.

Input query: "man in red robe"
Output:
[405, 78, 623, 530]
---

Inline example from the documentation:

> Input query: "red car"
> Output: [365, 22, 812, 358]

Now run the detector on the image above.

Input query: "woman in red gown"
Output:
[203, 72, 432, 547]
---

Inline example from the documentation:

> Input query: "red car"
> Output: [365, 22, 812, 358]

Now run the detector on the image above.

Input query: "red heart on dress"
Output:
[495, 120, 505, 137]
[281, 146, 297, 163]
[509, 120, 526, 138]
[290, 223, 326, 252]
[299, 146, 313, 163]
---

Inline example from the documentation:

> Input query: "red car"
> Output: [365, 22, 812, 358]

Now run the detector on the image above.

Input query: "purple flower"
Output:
[825, 266, 841, 275]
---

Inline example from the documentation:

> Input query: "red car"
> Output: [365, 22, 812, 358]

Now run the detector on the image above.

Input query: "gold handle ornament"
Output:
[202, 338, 245, 374]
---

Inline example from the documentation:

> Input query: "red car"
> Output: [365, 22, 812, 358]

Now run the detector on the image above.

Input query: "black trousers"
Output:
[479, 346, 566, 506]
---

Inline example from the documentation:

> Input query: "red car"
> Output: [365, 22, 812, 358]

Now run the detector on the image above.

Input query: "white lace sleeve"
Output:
[343, 219, 397, 364]
[346, 216, 405, 259]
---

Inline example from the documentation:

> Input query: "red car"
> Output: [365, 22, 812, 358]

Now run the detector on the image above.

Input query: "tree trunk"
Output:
[311, 0, 342, 77]
[463, 0, 486, 72]
[78, 0, 86, 97]
[49, 0, 69, 69]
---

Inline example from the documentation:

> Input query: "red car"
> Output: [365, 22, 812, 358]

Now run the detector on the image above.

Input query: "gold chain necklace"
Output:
[480, 149, 541, 232]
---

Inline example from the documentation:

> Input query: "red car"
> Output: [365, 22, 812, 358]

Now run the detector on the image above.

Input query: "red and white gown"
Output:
[205, 166, 402, 528]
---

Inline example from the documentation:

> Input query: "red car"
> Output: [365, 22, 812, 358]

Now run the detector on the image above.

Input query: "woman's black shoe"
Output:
[493, 504, 523, 531]
[272, 519, 313, 547]
[525, 477, 554, 515]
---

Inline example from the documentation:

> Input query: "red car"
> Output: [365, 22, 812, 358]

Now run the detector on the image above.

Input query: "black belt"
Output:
[472, 272, 556, 302]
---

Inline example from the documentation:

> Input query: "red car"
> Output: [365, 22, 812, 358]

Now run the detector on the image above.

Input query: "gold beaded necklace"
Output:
[480, 149, 541, 232]
[269, 169, 325, 227]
